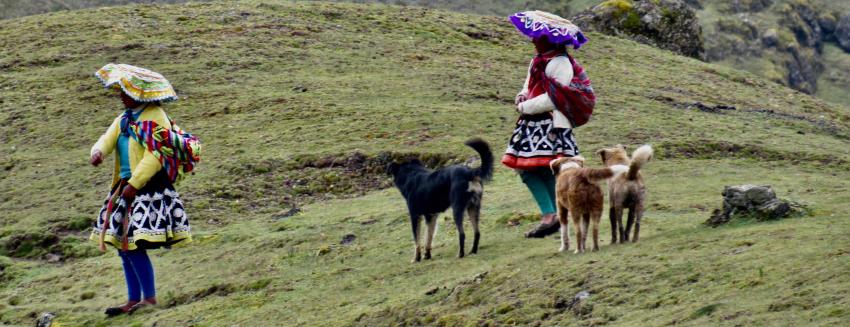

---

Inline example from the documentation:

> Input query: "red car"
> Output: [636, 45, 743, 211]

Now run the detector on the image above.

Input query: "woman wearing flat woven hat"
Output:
[89, 63, 200, 316]
[502, 11, 596, 238]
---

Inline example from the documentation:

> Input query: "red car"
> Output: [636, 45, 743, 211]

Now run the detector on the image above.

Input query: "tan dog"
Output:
[597, 145, 653, 243]
[550, 156, 628, 253]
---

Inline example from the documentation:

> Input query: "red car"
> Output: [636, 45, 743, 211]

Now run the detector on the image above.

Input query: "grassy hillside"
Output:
[341, 0, 850, 108]
[0, 0, 213, 20]
[1, 1, 849, 326]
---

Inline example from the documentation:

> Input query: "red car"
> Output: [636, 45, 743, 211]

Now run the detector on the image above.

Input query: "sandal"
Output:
[128, 298, 157, 315]
[524, 216, 560, 238]
[104, 301, 138, 317]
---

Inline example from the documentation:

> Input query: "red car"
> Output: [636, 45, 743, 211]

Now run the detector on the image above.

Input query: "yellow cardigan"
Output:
[91, 105, 172, 190]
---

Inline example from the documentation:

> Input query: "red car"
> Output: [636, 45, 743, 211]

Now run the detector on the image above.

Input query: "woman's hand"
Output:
[515, 93, 528, 105]
[121, 184, 137, 203]
[90, 150, 103, 166]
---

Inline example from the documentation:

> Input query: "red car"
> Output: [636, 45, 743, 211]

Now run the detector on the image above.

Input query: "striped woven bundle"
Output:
[123, 113, 201, 184]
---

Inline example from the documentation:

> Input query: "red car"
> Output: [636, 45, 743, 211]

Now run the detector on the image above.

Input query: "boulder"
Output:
[572, 0, 705, 59]
[761, 28, 779, 47]
[36, 312, 56, 327]
[836, 12, 850, 52]
[725, 0, 774, 13]
[705, 185, 804, 227]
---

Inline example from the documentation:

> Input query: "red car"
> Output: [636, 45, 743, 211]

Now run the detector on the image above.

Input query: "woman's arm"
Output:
[517, 56, 574, 115]
[515, 58, 534, 104]
[91, 116, 122, 158]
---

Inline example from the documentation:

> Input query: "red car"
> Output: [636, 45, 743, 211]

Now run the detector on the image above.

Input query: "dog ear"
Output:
[549, 157, 568, 175]
[386, 162, 398, 176]
[597, 149, 607, 164]
[572, 155, 586, 166]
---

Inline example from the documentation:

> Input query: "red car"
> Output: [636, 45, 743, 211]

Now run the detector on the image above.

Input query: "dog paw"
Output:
[558, 246, 567, 252]
[424, 252, 432, 260]
[573, 249, 582, 254]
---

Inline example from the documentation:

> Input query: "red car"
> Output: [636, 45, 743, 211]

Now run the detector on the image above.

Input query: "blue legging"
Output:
[519, 167, 557, 215]
[119, 249, 156, 301]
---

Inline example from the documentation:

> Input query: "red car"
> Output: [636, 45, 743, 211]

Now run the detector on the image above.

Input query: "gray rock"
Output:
[44, 253, 62, 263]
[761, 28, 779, 47]
[340, 233, 356, 245]
[836, 13, 850, 52]
[819, 13, 837, 34]
[572, 0, 705, 59]
[707, 185, 804, 227]
[36, 312, 56, 327]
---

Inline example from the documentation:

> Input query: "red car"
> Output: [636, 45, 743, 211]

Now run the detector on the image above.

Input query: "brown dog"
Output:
[550, 156, 628, 253]
[597, 145, 653, 243]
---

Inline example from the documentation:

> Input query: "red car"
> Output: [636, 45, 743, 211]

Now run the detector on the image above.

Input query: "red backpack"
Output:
[543, 53, 596, 128]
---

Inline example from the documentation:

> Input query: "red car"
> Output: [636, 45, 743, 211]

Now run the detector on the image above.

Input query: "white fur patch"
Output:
[610, 165, 629, 175]
[468, 180, 483, 193]
[633, 144, 654, 162]
[560, 162, 581, 172]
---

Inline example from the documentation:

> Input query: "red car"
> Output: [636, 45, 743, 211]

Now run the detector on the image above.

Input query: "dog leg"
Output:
[410, 213, 422, 262]
[452, 205, 466, 258]
[582, 213, 591, 253]
[633, 202, 644, 243]
[609, 205, 618, 244]
[424, 214, 438, 260]
[466, 204, 481, 255]
[591, 209, 601, 252]
[614, 206, 625, 244]
[625, 205, 636, 243]
[558, 206, 569, 252]
[572, 209, 584, 254]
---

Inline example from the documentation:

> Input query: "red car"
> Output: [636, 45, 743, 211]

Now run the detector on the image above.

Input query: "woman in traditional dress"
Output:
[89, 64, 193, 316]
[502, 11, 591, 238]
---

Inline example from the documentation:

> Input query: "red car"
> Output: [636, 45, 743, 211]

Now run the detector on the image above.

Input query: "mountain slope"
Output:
[334, 0, 850, 107]
[0, 0, 211, 20]
[0, 1, 849, 326]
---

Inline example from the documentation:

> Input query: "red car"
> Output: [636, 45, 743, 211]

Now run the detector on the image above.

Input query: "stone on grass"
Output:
[705, 185, 805, 227]
[36, 312, 56, 327]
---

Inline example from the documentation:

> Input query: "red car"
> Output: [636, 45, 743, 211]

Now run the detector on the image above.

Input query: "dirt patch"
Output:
[1, 232, 59, 258]
[650, 95, 737, 114]
[203, 151, 465, 218]
[659, 140, 850, 168]
[744, 108, 846, 138]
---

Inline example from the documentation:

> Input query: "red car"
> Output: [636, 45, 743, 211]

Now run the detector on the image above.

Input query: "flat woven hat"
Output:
[95, 63, 178, 102]
[509, 11, 588, 49]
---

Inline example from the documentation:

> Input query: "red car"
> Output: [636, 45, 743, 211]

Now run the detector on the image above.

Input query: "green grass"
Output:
[0, 1, 849, 326]
[0, 0, 214, 20]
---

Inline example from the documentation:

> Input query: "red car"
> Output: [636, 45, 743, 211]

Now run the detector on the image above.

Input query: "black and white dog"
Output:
[387, 138, 493, 261]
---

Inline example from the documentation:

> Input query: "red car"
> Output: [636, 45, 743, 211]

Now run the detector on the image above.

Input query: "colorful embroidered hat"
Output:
[95, 63, 178, 102]
[509, 11, 588, 49]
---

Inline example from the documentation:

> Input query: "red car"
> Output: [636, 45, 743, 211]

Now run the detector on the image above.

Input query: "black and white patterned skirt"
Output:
[501, 114, 579, 169]
[90, 171, 191, 250]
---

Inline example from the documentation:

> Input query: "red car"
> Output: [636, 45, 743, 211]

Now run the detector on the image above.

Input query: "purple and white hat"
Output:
[509, 10, 588, 49]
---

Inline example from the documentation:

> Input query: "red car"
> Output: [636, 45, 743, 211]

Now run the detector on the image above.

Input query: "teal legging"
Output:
[519, 168, 557, 215]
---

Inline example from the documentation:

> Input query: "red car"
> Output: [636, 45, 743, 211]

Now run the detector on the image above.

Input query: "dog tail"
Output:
[627, 145, 654, 180]
[583, 165, 629, 181]
[465, 138, 493, 181]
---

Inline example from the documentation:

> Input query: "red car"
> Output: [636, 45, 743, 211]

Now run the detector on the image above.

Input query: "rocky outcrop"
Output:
[725, 0, 774, 13]
[836, 12, 850, 52]
[572, 0, 705, 59]
[705, 185, 806, 227]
